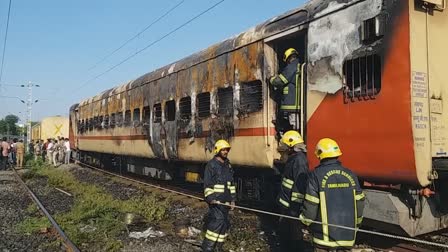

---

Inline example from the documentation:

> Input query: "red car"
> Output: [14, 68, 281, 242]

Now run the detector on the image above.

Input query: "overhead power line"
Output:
[88, 0, 186, 71]
[0, 0, 13, 88]
[76, 0, 225, 93]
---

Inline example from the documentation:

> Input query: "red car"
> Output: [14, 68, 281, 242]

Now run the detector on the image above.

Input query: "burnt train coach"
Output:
[70, 0, 448, 236]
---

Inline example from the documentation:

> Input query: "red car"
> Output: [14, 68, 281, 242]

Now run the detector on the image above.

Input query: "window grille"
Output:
[240, 80, 263, 113]
[218, 87, 233, 116]
[343, 54, 381, 102]
[153, 103, 162, 123]
[166, 100, 176, 122]
[197, 92, 211, 119]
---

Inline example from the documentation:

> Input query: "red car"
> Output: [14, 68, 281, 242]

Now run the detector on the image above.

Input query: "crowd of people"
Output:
[0, 136, 71, 170]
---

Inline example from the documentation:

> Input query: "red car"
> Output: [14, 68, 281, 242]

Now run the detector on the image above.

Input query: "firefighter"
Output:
[269, 48, 302, 133]
[300, 138, 365, 252]
[202, 139, 237, 252]
[277, 130, 309, 251]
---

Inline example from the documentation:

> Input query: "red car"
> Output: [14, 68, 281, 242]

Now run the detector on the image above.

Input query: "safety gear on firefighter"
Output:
[315, 138, 342, 160]
[301, 159, 365, 249]
[278, 151, 309, 208]
[283, 48, 299, 62]
[281, 130, 304, 147]
[270, 58, 301, 112]
[202, 157, 236, 251]
[214, 139, 231, 155]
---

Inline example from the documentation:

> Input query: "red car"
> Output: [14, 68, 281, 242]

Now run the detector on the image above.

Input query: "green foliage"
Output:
[22, 165, 169, 252]
[16, 216, 51, 234]
[0, 114, 20, 135]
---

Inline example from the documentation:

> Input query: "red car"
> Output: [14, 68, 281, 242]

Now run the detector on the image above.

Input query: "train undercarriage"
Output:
[76, 150, 448, 237]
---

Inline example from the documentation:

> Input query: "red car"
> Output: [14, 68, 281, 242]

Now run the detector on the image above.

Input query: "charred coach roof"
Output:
[75, 0, 362, 108]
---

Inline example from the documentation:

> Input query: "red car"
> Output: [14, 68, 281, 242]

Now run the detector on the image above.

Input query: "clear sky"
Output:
[0, 0, 305, 122]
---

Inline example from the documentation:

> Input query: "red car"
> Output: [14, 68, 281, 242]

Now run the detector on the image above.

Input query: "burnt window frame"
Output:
[218, 87, 234, 116]
[104, 115, 109, 129]
[240, 80, 263, 113]
[124, 110, 132, 126]
[133, 108, 141, 126]
[179, 96, 192, 120]
[110, 113, 116, 128]
[197, 92, 211, 119]
[142, 106, 150, 125]
[88, 118, 94, 131]
[153, 103, 162, 123]
[343, 54, 381, 103]
[98, 115, 104, 129]
[116, 112, 123, 127]
[165, 100, 176, 122]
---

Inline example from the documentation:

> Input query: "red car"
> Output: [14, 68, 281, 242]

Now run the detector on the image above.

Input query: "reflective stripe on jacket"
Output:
[278, 151, 309, 208]
[301, 159, 365, 248]
[269, 58, 301, 111]
[203, 157, 236, 204]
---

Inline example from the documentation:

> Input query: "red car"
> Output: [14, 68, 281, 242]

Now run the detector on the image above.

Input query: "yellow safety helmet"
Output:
[283, 48, 299, 62]
[281, 130, 304, 148]
[315, 138, 342, 160]
[214, 139, 231, 155]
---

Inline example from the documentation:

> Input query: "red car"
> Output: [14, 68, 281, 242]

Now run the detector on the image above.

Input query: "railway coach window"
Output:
[240, 80, 263, 113]
[142, 106, 150, 125]
[153, 103, 162, 123]
[197, 92, 211, 119]
[88, 118, 94, 131]
[116, 112, 123, 127]
[133, 108, 140, 126]
[218, 87, 233, 116]
[124, 110, 131, 126]
[98, 116, 104, 129]
[104, 115, 109, 128]
[343, 54, 381, 101]
[180, 96, 192, 120]
[165, 100, 176, 122]
[110, 113, 116, 128]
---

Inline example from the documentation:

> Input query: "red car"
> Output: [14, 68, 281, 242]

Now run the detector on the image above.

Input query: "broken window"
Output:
[361, 15, 385, 43]
[104, 115, 109, 128]
[98, 116, 104, 129]
[343, 54, 381, 102]
[142, 106, 150, 125]
[116, 112, 123, 127]
[197, 92, 211, 119]
[79, 120, 83, 133]
[153, 103, 162, 123]
[165, 100, 176, 122]
[180, 97, 192, 120]
[133, 108, 141, 126]
[110, 113, 116, 128]
[218, 87, 234, 116]
[240, 80, 263, 113]
[88, 118, 94, 131]
[124, 110, 131, 126]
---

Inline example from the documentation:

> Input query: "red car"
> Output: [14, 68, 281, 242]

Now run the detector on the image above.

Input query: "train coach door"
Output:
[264, 28, 308, 140]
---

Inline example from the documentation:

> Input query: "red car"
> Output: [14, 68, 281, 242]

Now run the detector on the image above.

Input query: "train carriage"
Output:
[70, 0, 448, 236]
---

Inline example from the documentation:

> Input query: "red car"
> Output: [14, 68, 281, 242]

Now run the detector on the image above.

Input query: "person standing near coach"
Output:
[202, 139, 237, 252]
[277, 130, 309, 251]
[300, 138, 365, 252]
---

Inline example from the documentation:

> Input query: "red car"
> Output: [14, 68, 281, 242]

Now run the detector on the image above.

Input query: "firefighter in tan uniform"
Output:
[202, 140, 237, 252]
[300, 138, 365, 252]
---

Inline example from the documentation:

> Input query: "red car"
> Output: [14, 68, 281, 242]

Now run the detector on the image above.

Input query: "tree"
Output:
[0, 114, 20, 135]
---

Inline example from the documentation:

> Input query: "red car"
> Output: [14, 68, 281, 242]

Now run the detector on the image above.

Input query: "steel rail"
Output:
[73, 159, 448, 250]
[12, 169, 80, 252]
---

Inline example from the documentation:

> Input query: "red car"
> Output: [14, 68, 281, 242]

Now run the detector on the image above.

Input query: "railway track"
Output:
[11, 169, 80, 252]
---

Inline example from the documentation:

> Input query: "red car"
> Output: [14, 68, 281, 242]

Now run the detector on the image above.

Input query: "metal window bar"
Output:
[218, 87, 233, 116]
[124, 110, 131, 126]
[166, 100, 176, 122]
[240, 81, 263, 113]
[110, 113, 116, 128]
[197, 92, 211, 119]
[153, 104, 162, 123]
[179, 97, 192, 120]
